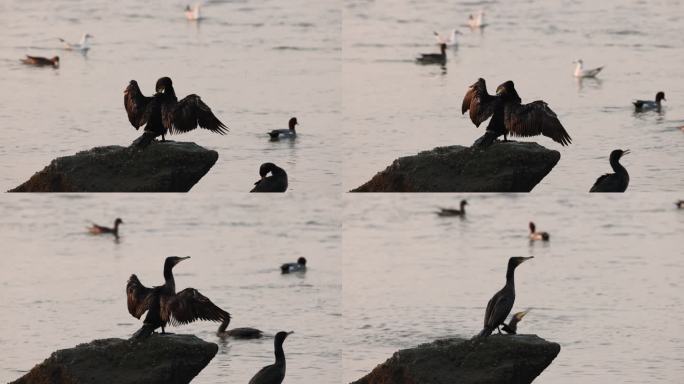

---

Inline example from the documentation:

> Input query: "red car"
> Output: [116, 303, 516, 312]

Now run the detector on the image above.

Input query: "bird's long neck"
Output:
[505, 265, 516, 286]
[460, 203, 466, 213]
[217, 318, 230, 333]
[113, 221, 120, 235]
[289, 122, 296, 131]
[274, 340, 286, 366]
[610, 156, 627, 175]
[163, 265, 176, 292]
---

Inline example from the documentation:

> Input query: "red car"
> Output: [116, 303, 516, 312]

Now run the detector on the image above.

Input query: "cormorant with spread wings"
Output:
[462, 78, 572, 147]
[124, 77, 228, 147]
[126, 256, 230, 339]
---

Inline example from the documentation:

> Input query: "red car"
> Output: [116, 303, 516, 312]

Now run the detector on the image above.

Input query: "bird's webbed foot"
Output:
[473, 131, 498, 149]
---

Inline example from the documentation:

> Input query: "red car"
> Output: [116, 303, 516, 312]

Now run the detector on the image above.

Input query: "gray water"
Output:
[0, 0, 340, 193]
[343, 194, 684, 383]
[343, 0, 684, 192]
[0, 194, 341, 383]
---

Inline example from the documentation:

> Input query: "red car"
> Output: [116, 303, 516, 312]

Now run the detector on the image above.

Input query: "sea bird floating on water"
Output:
[436, 200, 468, 217]
[124, 77, 228, 147]
[501, 309, 530, 334]
[416, 43, 447, 65]
[126, 256, 230, 339]
[528, 222, 549, 241]
[281, 257, 307, 274]
[433, 29, 460, 46]
[185, 4, 201, 20]
[589, 149, 630, 192]
[633, 92, 665, 112]
[21, 55, 59, 68]
[462, 78, 572, 147]
[675, 200, 684, 209]
[249, 331, 293, 384]
[217, 318, 263, 339]
[573, 59, 603, 78]
[250, 163, 288, 193]
[58, 33, 93, 52]
[88, 218, 123, 237]
[268, 117, 298, 140]
[468, 11, 485, 29]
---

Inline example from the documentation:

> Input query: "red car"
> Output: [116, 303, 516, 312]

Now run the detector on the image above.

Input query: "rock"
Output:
[11, 334, 218, 384]
[9, 140, 218, 192]
[351, 142, 560, 192]
[352, 334, 560, 384]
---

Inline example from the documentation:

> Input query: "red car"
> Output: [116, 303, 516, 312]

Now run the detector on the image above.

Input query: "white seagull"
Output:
[573, 59, 604, 78]
[433, 29, 460, 46]
[58, 33, 93, 52]
[468, 11, 485, 29]
[185, 3, 201, 21]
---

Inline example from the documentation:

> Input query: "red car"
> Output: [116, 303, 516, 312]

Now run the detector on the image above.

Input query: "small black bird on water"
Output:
[216, 317, 263, 339]
[124, 77, 228, 147]
[281, 257, 307, 274]
[589, 149, 630, 192]
[501, 309, 530, 334]
[436, 200, 468, 217]
[21, 55, 59, 68]
[251, 163, 288, 193]
[268, 117, 298, 140]
[676, 200, 684, 209]
[462, 78, 572, 147]
[249, 331, 293, 384]
[479, 256, 533, 337]
[633, 92, 665, 112]
[416, 43, 447, 65]
[87, 218, 123, 237]
[126, 256, 230, 339]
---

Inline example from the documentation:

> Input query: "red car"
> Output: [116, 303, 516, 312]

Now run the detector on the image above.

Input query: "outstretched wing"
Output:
[124, 80, 152, 129]
[461, 78, 497, 127]
[504, 101, 572, 146]
[163, 94, 228, 135]
[161, 288, 230, 326]
[126, 274, 154, 319]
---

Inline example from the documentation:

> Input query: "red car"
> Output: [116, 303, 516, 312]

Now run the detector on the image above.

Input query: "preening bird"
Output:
[250, 163, 288, 193]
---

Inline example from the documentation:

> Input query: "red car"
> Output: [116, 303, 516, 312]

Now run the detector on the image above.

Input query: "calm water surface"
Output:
[0, 194, 341, 383]
[343, 0, 684, 192]
[343, 194, 684, 383]
[0, 0, 340, 193]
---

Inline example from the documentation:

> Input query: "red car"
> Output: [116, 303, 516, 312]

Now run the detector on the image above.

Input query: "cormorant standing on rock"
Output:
[501, 309, 530, 334]
[436, 200, 468, 217]
[589, 149, 630, 192]
[281, 257, 307, 274]
[528, 222, 549, 241]
[88, 218, 123, 237]
[249, 331, 293, 384]
[217, 318, 263, 339]
[124, 77, 228, 147]
[479, 256, 533, 337]
[126, 256, 230, 339]
[251, 163, 288, 193]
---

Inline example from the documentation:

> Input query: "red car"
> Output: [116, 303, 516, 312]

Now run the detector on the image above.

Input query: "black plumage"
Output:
[633, 92, 665, 112]
[88, 218, 123, 237]
[126, 256, 230, 339]
[268, 117, 298, 140]
[124, 77, 228, 147]
[416, 43, 447, 64]
[462, 78, 572, 147]
[249, 331, 293, 384]
[217, 318, 263, 339]
[281, 257, 307, 274]
[21, 55, 59, 68]
[251, 163, 288, 193]
[501, 309, 530, 335]
[436, 199, 468, 217]
[590, 149, 630, 192]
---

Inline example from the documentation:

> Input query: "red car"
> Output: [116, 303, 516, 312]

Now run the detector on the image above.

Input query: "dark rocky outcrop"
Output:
[9, 141, 218, 192]
[352, 334, 560, 384]
[11, 334, 218, 384]
[351, 142, 560, 192]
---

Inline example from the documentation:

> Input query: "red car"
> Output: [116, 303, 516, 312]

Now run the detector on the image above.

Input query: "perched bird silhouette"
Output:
[251, 163, 288, 193]
[249, 331, 293, 384]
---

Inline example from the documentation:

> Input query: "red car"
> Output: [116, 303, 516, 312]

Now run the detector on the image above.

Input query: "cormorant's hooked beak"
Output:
[519, 256, 534, 264]
[286, 331, 294, 335]
[516, 309, 531, 320]
[622, 149, 631, 156]
[177, 256, 191, 263]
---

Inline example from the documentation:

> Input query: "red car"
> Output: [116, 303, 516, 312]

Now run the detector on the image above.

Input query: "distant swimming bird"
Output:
[126, 256, 230, 339]
[217, 318, 263, 339]
[501, 309, 530, 334]
[675, 200, 684, 209]
[436, 199, 468, 217]
[433, 29, 460, 46]
[462, 78, 572, 147]
[249, 331, 293, 384]
[633, 92, 666, 112]
[478, 256, 533, 337]
[250, 163, 288, 193]
[268, 117, 298, 140]
[21, 55, 59, 68]
[590, 149, 630, 192]
[58, 33, 93, 52]
[573, 59, 603, 78]
[185, 4, 201, 20]
[281, 257, 307, 274]
[416, 43, 447, 64]
[124, 77, 228, 147]
[88, 218, 123, 237]
[528, 222, 549, 241]
[468, 11, 485, 29]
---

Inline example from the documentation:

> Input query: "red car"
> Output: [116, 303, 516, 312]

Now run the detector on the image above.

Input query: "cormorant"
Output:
[501, 309, 530, 334]
[589, 149, 630, 192]
[124, 77, 228, 147]
[249, 331, 293, 384]
[59, 33, 93, 52]
[217, 317, 263, 339]
[416, 43, 447, 65]
[21, 55, 59, 68]
[250, 163, 288, 193]
[281, 257, 307, 274]
[676, 200, 684, 209]
[462, 78, 572, 147]
[126, 256, 230, 339]
[633, 92, 665, 112]
[88, 218, 123, 237]
[478, 256, 533, 337]
[436, 199, 468, 217]
[528, 222, 549, 241]
[573, 59, 603, 78]
[268, 117, 298, 140]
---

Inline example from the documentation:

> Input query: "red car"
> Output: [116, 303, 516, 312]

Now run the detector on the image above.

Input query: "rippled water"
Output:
[343, 0, 684, 192]
[0, 194, 341, 383]
[343, 194, 684, 383]
[0, 0, 340, 193]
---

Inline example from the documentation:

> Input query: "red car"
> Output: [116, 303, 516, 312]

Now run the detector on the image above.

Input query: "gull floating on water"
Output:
[185, 3, 201, 20]
[58, 33, 93, 52]
[573, 59, 603, 78]
[468, 11, 485, 29]
[433, 29, 460, 46]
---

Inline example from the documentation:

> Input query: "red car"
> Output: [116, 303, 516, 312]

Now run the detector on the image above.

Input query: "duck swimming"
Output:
[462, 78, 572, 147]
[633, 92, 665, 112]
[573, 59, 603, 78]
[251, 163, 288, 193]
[436, 200, 467, 217]
[217, 318, 263, 339]
[528, 222, 549, 241]
[21, 55, 59, 68]
[59, 33, 93, 52]
[249, 331, 293, 384]
[501, 309, 530, 334]
[433, 29, 460, 46]
[268, 117, 298, 140]
[88, 218, 123, 237]
[124, 77, 228, 147]
[416, 43, 446, 65]
[281, 257, 306, 274]
[590, 149, 630, 192]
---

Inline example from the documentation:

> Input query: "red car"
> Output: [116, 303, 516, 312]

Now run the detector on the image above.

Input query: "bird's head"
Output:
[496, 80, 515, 96]
[573, 59, 583, 64]
[439, 43, 447, 52]
[656, 91, 666, 102]
[51, 56, 60, 65]
[508, 256, 533, 269]
[460, 199, 468, 207]
[275, 331, 294, 345]
[513, 309, 530, 322]
[297, 257, 307, 266]
[156, 77, 173, 94]
[115, 218, 123, 225]
[259, 162, 277, 178]
[83, 33, 94, 40]
[165, 256, 191, 269]
[610, 149, 630, 162]
[289, 117, 298, 129]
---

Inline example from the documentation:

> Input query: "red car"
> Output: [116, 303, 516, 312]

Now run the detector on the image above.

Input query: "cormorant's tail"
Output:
[131, 323, 156, 340]
[131, 131, 156, 149]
